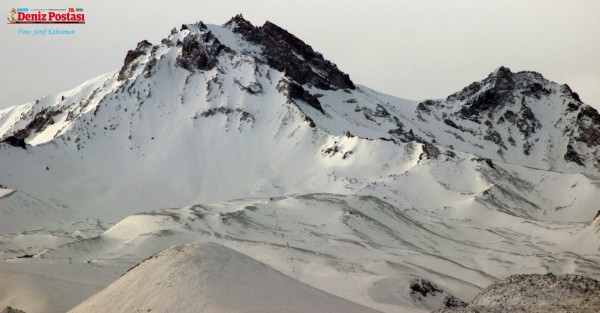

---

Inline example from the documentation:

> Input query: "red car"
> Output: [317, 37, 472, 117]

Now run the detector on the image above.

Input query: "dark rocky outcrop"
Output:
[442, 295, 467, 309]
[176, 30, 230, 71]
[563, 102, 600, 168]
[226, 14, 354, 91]
[11, 107, 61, 140]
[564, 144, 585, 166]
[575, 106, 600, 147]
[419, 143, 441, 161]
[118, 40, 153, 80]
[515, 103, 541, 138]
[281, 80, 324, 114]
[1, 307, 27, 313]
[1, 136, 26, 149]
[410, 278, 443, 298]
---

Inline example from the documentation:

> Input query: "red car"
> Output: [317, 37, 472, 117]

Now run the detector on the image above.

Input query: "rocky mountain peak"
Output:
[441, 66, 591, 126]
[446, 66, 555, 120]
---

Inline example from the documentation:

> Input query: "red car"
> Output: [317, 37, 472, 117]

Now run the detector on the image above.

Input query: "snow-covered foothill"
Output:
[69, 242, 381, 313]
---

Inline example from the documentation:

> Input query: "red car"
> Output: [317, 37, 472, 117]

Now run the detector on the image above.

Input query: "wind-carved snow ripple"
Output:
[39, 192, 598, 313]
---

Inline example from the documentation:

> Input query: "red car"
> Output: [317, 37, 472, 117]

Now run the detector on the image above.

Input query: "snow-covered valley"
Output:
[1, 15, 599, 313]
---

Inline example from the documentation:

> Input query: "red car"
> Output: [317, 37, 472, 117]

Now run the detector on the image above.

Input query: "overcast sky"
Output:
[1, 0, 599, 110]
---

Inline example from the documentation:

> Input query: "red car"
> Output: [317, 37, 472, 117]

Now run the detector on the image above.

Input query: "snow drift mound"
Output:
[68, 242, 380, 313]
[436, 273, 600, 313]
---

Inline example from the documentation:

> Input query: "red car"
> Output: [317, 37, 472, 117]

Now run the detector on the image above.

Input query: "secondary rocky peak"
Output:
[229, 17, 355, 90]
[414, 66, 600, 172]
[445, 67, 560, 120]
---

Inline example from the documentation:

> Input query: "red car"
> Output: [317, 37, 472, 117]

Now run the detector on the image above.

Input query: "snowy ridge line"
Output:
[1, 18, 598, 175]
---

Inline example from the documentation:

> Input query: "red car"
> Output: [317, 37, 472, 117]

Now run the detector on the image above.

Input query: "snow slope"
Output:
[69, 242, 381, 313]
[0, 259, 117, 313]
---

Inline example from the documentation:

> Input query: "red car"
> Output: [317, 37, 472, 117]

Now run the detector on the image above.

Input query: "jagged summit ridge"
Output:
[111, 15, 353, 116]
[117, 14, 354, 92]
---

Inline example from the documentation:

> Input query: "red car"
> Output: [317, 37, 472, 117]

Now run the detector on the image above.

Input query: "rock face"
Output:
[226, 14, 355, 91]
[436, 273, 600, 313]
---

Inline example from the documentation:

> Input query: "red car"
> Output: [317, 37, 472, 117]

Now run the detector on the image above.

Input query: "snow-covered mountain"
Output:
[1, 15, 599, 313]
[0, 15, 413, 218]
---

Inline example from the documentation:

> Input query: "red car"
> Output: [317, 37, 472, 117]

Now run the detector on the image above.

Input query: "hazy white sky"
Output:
[1, 0, 599, 109]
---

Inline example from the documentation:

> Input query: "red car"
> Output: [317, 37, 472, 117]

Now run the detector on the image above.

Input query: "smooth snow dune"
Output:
[69, 242, 381, 313]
